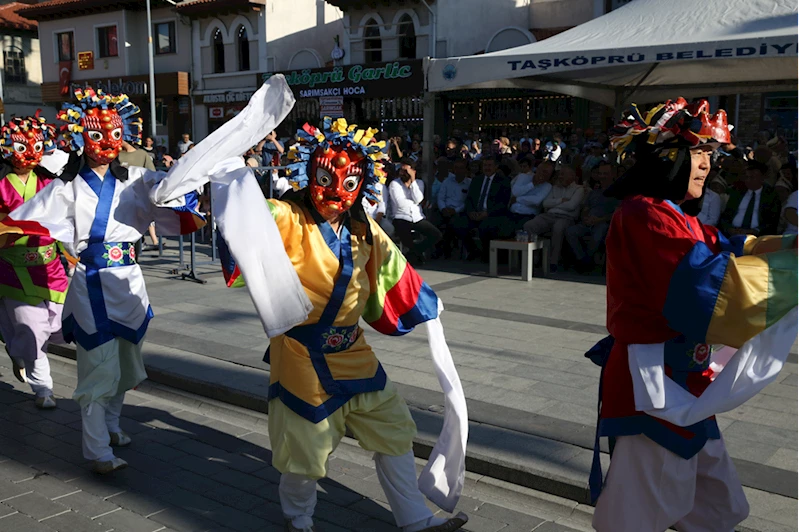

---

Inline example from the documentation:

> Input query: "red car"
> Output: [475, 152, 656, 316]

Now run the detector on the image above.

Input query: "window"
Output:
[3, 47, 25, 83]
[155, 21, 176, 54]
[237, 25, 250, 71]
[364, 19, 381, 63]
[56, 31, 74, 61]
[213, 28, 225, 73]
[398, 15, 416, 59]
[97, 25, 118, 58]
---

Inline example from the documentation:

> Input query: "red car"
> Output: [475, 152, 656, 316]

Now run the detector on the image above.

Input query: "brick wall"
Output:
[733, 93, 763, 147]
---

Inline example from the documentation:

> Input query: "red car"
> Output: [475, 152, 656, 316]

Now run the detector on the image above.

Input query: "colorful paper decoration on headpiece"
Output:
[286, 117, 388, 203]
[0, 111, 57, 162]
[56, 87, 143, 152]
[610, 97, 732, 157]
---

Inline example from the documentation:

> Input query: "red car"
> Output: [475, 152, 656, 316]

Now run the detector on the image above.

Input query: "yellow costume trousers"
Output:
[268, 379, 416, 479]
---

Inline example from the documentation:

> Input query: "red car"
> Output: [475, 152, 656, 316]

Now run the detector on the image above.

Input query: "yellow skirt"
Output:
[268, 379, 416, 479]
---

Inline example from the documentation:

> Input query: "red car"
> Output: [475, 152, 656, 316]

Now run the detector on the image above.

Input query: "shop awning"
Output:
[427, 0, 798, 108]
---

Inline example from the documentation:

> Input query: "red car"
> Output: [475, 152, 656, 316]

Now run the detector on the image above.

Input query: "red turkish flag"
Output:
[59, 61, 72, 96]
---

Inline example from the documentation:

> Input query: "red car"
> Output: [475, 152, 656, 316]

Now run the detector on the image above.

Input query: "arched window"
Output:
[213, 28, 225, 73]
[398, 15, 416, 59]
[364, 19, 381, 63]
[237, 25, 250, 71]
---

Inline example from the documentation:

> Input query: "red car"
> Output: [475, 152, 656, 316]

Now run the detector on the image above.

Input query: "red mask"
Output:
[7, 130, 45, 172]
[81, 108, 124, 164]
[309, 146, 365, 220]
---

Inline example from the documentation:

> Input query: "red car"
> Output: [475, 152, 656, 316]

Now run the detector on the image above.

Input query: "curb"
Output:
[47, 342, 594, 506]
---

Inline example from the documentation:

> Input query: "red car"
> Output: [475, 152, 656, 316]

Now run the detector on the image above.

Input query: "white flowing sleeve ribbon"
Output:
[629, 306, 798, 428]
[150, 74, 296, 205]
[418, 299, 469, 513]
[210, 157, 312, 338]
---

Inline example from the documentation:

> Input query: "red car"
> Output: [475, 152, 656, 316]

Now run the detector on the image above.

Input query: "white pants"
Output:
[81, 392, 125, 462]
[0, 298, 63, 397]
[593, 434, 749, 532]
[280, 451, 437, 531]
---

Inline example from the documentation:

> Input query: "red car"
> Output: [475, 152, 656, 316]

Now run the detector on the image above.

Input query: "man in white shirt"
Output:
[782, 189, 798, 235]
[697, 187, 722, 227]
[523, 165, 585, 272]
[437, 159, 471, 258]
[177, 133, 193, 156]
[388, 158, 442, 265]
[509, 158, 553, 228]
[362, 182, 394, 236]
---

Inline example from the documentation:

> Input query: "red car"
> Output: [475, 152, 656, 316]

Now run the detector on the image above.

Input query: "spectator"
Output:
[445, 138, 460, 160]
[581, 142, 605, 176]
[708, 174, 730, 212]
[117, 140, 156, 171]
[516, 141, 532, 162]
[753, 146, 781, 185]
[698, 186, 723, 227]
[363, 182, 394, 237]
[544, 140, 562, 162]
[142, 136, 156, 161]
[431, 157, 452, 209]
[775, 163, 797, 206]
[565, 161, 619, 273]
[719, 160, 781, 236]
[509, 158, 552, 228]
[118, 142, 159, 250]
[388, 158, 441, 265]
[261, 130, 285, 167]
[436, 158, 471, 258]
[453, 156, 512, 262]
[783, 189, 798, 235]
[497, 137, 512, 155]
[524, 165, 585, 272]
[531, 138, 544, 160]
[177, 133, 194, 156]
[469, 132, 482, 160]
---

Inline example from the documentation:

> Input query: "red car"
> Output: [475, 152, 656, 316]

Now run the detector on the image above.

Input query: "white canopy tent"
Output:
[426, 0, 798, 109]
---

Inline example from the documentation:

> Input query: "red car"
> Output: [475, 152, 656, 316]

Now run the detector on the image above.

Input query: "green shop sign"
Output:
[260, 60, 422, 99]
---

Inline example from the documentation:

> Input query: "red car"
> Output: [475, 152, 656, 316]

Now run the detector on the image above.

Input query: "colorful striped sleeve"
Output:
[362, 218, 439, 336]
[663, 241, 797, 348]
[712, 228, 797, 257]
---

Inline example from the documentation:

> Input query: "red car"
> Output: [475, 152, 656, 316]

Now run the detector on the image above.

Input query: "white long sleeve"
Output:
[390, 179, 425, 222]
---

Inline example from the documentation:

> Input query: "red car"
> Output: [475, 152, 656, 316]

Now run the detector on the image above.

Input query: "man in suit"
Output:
[719, 160, 781, 236]
[452, 155, 512, 261]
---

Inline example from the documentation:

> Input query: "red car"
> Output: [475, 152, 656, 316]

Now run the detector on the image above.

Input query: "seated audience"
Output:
[363, 182, 394, 237]
[509, 158, 552, 228]
[453, 156, 512, 262]
[783, 189, 798, 235]
[436, 159, 471, 258]
[388, 158, 442, 265]
[565, 161, 619, 272]
[719, 160, 781, 236]
[523, 165, 585, 272]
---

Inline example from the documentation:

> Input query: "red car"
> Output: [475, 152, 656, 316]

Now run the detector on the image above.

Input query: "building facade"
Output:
[0, 1, 47, 121]
[180, 0, 343, 139]
[18, 0, 192, 152]
[325, 0, 612, 140]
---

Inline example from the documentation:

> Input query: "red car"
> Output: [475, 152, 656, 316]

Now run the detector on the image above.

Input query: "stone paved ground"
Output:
[140, 243, 798, 483]
[0, 350, 596, 532]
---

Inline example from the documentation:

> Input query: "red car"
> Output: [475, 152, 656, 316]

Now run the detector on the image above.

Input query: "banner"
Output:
[260, 60, 423, 100]
[59, 61, 72, 96]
